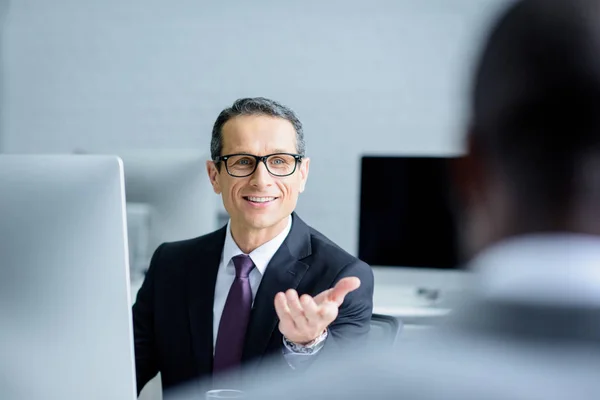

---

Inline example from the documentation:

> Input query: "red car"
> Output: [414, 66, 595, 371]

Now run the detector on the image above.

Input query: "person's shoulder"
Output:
[144, 226, 226, 282]
[152, 225, 227, 261]
[306, 224, 370, 273]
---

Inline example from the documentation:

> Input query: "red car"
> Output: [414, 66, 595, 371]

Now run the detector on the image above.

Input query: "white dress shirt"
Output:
[212, 215, 325, 368]
[470, 233, 600, 306]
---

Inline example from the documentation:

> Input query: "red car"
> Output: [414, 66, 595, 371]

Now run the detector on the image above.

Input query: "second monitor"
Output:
[117, 150, 219, 281]
[359, 155, 465, 269]
[359, 155, 468, 308]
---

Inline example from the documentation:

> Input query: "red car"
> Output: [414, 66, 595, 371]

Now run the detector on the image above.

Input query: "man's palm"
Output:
[274, 277, 361, 344]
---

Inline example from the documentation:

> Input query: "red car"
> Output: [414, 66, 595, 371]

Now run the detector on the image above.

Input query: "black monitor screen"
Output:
[358, 155, 463, 269]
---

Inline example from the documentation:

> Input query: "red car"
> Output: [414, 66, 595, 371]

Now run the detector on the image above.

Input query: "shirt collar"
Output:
[469, 233, 600, 306]
[222, 215, 293, 276]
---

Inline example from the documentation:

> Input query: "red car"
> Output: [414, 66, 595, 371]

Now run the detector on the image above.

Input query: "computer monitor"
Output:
[115, 150, 219, 281]
[358, 155, 469, 308]
[0, 155, 136, 400]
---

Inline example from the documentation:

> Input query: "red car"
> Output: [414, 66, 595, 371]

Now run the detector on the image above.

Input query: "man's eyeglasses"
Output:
[214, 153, 303, 178]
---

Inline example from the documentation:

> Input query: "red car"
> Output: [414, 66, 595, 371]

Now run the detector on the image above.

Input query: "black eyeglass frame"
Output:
[214, 152, 304, 177]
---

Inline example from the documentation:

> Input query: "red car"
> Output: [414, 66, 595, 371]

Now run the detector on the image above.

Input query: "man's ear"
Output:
[453, 127, 498, 259]
[206, 160, 222, 194]
[298, 157, 310, 193]
[453, 128, 485, 208]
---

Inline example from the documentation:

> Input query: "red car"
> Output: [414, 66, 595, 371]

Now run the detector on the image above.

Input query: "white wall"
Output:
[0, 0, 507, 253]
[0, 0, 8, 152]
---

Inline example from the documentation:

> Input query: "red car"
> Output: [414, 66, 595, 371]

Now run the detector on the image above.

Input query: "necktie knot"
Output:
[232, 254, 255, 279]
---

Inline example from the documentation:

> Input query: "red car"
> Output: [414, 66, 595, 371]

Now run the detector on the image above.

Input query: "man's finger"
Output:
[313, 288, 333, 305]
[274, 292, 296, 328]
[318, 302, 339, 324]
[300, 294, 320, 326]
[328, 277, 361, 306]
[285, 289, 309, 328]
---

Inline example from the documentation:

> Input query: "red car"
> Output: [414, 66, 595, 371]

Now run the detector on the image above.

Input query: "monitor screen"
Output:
[358, 155, 464, 269]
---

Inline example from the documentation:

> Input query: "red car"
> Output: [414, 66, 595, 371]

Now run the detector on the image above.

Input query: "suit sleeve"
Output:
[131, 243, 165, 395]
[274, 259, 374, 374]
[274, 259, 374, 372]
[324, 260, 374, 350]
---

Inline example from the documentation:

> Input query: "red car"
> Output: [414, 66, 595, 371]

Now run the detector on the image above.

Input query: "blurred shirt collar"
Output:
[470, 234, 600, 306]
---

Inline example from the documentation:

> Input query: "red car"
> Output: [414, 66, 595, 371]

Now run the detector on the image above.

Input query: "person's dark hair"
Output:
[470, 0, 600, 210]
[210, 97, 305, 164]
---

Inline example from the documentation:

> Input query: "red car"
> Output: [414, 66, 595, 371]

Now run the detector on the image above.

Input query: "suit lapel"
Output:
[242, 213, 312, 362]
[187, 226, 227, 375]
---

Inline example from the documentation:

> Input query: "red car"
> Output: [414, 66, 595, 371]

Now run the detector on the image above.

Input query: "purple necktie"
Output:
[213, 254, 255, 373]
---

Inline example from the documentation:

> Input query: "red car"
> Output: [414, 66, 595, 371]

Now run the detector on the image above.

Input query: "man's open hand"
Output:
[274, 277, 361, 345]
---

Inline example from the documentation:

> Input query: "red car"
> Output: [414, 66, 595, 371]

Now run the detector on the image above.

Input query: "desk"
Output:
[374, 305, 449, 317]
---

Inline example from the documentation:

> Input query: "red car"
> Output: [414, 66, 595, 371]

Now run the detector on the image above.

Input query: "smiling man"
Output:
[132, 97, 374, 395]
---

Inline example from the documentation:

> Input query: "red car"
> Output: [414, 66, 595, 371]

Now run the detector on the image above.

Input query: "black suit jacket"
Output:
[132, 213, 374, 394]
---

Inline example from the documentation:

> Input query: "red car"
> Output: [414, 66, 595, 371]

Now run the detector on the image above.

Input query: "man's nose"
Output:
[249, 161, 273, 187]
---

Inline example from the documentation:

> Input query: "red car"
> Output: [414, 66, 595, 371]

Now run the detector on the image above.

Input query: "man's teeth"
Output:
[247, 196, 275, 203]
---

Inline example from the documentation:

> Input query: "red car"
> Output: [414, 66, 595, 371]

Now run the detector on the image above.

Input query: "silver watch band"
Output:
[283, 329, 328, 354]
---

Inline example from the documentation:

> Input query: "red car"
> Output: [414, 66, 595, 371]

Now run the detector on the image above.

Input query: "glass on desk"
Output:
[206, 389, 245, 399]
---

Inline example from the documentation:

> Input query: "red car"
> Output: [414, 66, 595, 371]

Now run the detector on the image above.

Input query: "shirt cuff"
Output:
[282, 329, 328, 355]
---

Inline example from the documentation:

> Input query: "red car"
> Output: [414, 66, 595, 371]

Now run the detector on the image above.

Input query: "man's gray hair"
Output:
[210, 97, 306, 161]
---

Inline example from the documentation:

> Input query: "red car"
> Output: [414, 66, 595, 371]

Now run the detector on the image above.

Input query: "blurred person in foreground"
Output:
[170, 0, 600, 398]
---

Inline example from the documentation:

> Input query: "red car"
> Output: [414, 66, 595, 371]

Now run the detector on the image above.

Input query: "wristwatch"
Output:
[283, 329, 328, 354]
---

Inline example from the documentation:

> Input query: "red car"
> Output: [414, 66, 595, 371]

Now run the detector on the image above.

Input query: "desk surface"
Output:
[374, 305, 450, 317]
